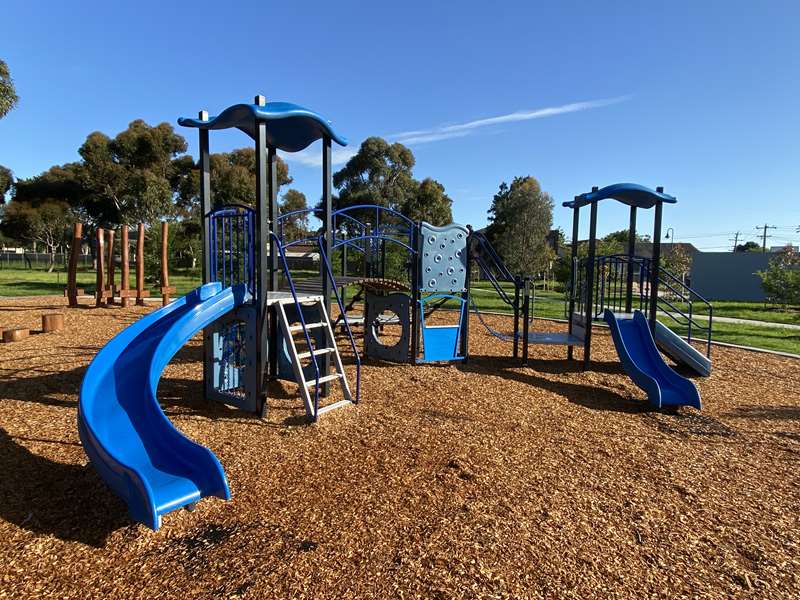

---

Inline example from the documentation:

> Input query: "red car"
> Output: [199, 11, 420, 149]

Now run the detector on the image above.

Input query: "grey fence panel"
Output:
[689, 252, 771, 301]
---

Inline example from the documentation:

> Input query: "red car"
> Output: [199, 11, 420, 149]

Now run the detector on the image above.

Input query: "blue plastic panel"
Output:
[178, 102, 347, 152]
[418, 222, 469, 293]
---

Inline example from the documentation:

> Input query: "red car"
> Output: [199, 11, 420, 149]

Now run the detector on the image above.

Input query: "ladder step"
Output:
[316, 399, 353, 416]
[288, 322, 326, 333]
[304, 373, 342, 387]
[297, 348, 335, 359]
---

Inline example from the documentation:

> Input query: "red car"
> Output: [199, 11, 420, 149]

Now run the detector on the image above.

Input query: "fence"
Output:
[0, 252, 94, 270]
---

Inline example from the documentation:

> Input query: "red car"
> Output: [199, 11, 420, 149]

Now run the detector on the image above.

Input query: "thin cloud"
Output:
[391, 96, 631, 145]
[285, 95, 630, 166]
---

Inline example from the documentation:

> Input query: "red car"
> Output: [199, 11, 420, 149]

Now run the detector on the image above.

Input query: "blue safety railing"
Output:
[207, 204, 255, 295]
[317, 235, 361, 403]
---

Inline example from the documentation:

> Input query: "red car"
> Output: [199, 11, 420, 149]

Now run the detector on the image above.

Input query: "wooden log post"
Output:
[105, 228, 116, 305]
[120, 226, 130, 308]
[66, 222, 82, 307]
[135, 223, 149, 306]
[96, 228, 106, 307]
[42, 313, 65, 333]
[3, 328, 30, 343]
[160, 221, 176, 306]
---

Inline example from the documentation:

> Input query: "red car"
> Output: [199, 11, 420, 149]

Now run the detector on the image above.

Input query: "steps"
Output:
[276, 298, 354, 420]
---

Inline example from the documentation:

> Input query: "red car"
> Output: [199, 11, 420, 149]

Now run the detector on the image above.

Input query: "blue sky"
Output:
[2, 1, 799, 250]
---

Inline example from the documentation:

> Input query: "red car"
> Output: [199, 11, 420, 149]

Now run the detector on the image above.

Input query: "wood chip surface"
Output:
[0, 296, 798, 599]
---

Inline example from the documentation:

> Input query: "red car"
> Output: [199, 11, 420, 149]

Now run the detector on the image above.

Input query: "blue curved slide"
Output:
[78, 282, 250, 530]
[603, 309, 701, 410]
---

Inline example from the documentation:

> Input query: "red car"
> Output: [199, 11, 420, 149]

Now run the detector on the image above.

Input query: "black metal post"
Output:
[254, 96, 270, 414]
[567, 203, 579, 361]
[460, 227, 472, 362]
[267, 146, 279, 292]
[583, 191, 599, 370]
[321, 136, 333, 393]
[199, 112, 212, 398]
[649, 192, 664, 332]
[513, 277, 520, 359]
[625, 206, 637, 314]
[522, 277, 530, 366]
[410, 222, 420, 365]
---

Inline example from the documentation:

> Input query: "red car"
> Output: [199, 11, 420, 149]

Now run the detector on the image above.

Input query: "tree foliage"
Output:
[486, 176, 554, 275]
[0, 60, 19, 119]
[757, 248, 800, 307]
[0, 165, 13, 204]
[0, 200, 72, 271]
[736, 241, 761, 253]
[279, 189, 309, 242]
[663, 244, 693, 279]
[332, 137, 452, 226]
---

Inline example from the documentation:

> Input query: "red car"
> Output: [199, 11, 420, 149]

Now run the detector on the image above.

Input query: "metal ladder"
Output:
[275, 297, 353, 420]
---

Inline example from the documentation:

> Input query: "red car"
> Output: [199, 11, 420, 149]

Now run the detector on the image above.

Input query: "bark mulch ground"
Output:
[0, 296, 798, 599]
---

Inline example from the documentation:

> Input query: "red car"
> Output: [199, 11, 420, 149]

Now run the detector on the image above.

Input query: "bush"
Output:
[757, 249, 800, 308]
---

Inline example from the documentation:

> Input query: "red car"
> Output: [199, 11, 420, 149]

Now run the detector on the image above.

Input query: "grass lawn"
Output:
[0, 266, 202, 298]
[2, 267, 798, 354]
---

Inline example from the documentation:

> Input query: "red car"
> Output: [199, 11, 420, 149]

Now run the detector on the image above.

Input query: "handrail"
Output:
[472, 232, 515, 282]
[317, 235, 361, 403]
[267, 231, 322, 418]
[473, 253, 513, 305]
[332, 203, 416, 229]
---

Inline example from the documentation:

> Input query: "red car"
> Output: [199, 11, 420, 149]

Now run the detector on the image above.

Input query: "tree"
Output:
[0, 165, 12, 204]
[0, 200, 72, 271]
[78, 120, 189, 226]
[486, 176, 554, 275]
[736, 241, 761, 253]
[402, 177, 453, 225]
[174, 148, 291, 217]
[279, 189, 309, 242]
[757, 248, 800, 308]
[0, 60, 19, 119]
[663, 244, 693, 281]
[333, 137, 417, 211]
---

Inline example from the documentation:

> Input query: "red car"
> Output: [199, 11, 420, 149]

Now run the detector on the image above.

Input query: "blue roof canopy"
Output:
[563, 183, 676, 209]
[178, 101, 347, 153]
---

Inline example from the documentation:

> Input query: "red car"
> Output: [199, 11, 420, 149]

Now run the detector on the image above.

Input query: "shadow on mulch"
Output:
[724, 405, 800, 421]
[460, 355, 649, 414]
[0, 427, 131, 546]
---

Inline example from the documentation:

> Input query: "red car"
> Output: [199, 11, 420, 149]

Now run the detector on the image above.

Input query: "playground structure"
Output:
[76, 95, 715, 531]
[65, 221, 173, 308]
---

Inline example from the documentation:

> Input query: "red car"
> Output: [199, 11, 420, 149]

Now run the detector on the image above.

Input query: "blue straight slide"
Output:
[78, 282, 249, 530]
[603, 309, 701, 410]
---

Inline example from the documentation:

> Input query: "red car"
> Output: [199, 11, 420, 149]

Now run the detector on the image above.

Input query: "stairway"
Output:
[275, 297, 353, 420]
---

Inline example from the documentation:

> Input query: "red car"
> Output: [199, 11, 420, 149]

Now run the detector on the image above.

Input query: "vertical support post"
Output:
[95, 228, 105, 308]
[340, 231, 348, 306]
[320, 136, 333, 393]
[136, 223, 146, 306]
[267, 146, 279, 292]
[199, 112, 211, 284]
[410, 222, 420, 365]
[67, 222, 82, 307]
[649, 193, 664, 333]
[105, 229, 115, 305]
[567, 203, 580, 361]
[160, 221, 170, 306]
[583, 192, 598, 370]
[625, 206, 637, 314]
[460, 227, 472, 362]
[513, 277, 520, 359]
[254, 96, 270, 414]
[522, 277, 530, 366]
[120, 226, 130, 307]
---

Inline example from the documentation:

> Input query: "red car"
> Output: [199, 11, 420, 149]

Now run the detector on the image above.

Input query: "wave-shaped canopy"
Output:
[564, 183, 677, 209]
[178, 101, 347, 153]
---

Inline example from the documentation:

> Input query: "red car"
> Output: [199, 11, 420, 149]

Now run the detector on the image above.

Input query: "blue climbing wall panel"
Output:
[418, 222, 469, 293]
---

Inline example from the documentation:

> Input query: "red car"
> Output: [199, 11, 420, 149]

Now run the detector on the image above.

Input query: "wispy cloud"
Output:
[285, 95, 629, 167]
[390, 96, 630, 145]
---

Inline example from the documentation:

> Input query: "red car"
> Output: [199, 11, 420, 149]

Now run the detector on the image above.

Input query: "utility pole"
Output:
[756, 224, 776, 253]
[730, 231, 741, 252]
